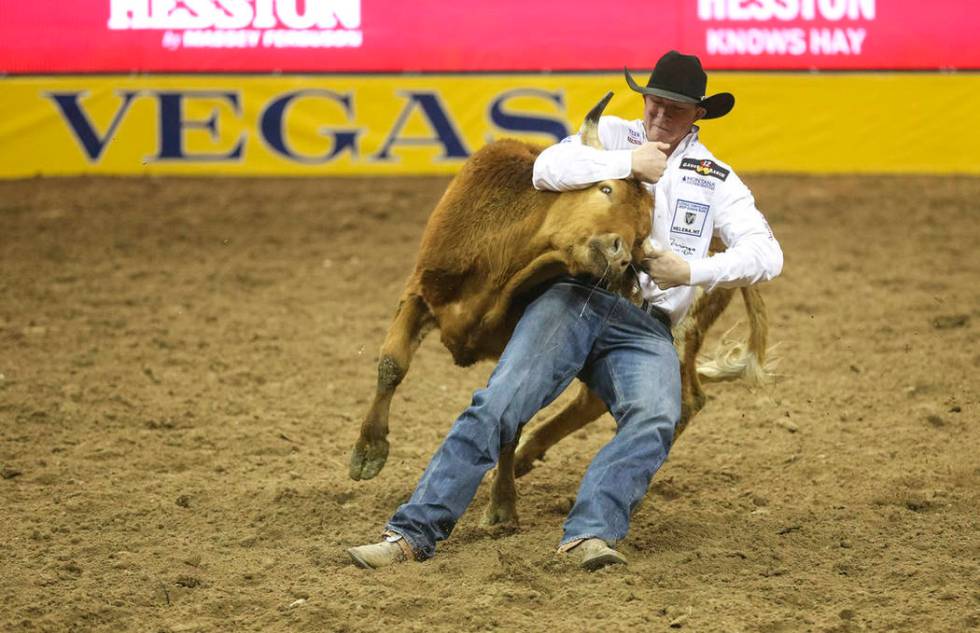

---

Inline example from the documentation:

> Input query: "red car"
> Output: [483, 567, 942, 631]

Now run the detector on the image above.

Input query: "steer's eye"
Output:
[600, 185, 612, 195]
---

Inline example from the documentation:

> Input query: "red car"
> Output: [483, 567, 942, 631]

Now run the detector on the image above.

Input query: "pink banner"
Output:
[1, 1, 977, 73]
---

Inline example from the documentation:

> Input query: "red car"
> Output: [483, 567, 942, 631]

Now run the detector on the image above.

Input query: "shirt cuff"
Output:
[688, 257, 716, 287]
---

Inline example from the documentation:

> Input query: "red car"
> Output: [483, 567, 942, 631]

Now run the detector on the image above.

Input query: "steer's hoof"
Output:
[349, 438, 389, 481]
[480, 502, 519, 528]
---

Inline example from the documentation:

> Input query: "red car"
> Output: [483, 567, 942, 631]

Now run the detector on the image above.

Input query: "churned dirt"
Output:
[0, 174, 977, 633]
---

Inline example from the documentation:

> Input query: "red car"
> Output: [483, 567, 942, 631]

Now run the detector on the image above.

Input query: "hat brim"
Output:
[697, 93, 734, 119]
[624, 68, 734, 119]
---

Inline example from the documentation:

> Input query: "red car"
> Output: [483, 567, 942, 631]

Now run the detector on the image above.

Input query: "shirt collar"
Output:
[667, 125, 700, 166]
[676, 125, 699, 156]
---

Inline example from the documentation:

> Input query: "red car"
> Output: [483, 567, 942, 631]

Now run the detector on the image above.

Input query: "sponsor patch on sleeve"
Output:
[671, 199, 710, 237]
[626, 129, 644, 145]
[679, 157, 729, 181]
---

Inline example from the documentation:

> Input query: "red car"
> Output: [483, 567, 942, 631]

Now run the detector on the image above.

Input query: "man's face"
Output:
[642, 94, 706, 148]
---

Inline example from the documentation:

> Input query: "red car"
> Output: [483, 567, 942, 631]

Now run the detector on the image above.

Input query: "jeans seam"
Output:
[498, 308, 581, 444]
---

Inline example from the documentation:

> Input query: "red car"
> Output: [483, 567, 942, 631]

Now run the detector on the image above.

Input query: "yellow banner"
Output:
[1, 73, 978, 177]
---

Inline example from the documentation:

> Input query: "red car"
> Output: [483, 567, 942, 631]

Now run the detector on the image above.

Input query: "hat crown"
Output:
[647, 50, 707, 100]
[623, 50, 734, 119]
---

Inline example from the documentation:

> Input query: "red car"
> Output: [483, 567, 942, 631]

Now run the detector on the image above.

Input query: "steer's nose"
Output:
[594, 233, 629, 269]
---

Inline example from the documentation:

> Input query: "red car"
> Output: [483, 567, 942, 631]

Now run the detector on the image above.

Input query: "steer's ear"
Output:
[580, 91, 613, 150]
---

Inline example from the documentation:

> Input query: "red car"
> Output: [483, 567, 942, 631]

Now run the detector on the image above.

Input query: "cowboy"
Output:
[347, 50, 782, 570]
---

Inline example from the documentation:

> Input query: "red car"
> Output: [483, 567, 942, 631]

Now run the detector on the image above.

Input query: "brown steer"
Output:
[349, 92, 652, 481]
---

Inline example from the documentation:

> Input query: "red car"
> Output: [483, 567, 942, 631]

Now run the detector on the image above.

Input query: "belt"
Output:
[640, 299, 673, 331]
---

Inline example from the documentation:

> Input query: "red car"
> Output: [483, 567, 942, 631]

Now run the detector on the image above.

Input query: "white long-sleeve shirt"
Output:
[533, 116, 783, 324]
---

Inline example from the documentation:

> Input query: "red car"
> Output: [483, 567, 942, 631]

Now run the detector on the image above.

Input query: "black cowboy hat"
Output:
[624, 50, 734, 119]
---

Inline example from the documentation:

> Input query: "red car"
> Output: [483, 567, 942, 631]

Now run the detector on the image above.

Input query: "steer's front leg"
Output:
[350, 291, 435, 481]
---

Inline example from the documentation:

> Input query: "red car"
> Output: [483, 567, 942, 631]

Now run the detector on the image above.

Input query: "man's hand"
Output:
[642, 242, 691, 290]
[630, 142, 669, 183]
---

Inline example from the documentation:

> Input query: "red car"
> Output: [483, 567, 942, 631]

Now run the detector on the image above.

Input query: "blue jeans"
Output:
[385, 277, 681, 559]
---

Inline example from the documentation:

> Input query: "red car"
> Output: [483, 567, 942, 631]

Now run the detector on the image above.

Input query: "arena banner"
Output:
[1, 0, 978, 73]
[1, 73, 979, 178]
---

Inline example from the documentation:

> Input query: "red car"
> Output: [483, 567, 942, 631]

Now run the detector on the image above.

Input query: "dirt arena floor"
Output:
[1, 174, 978, 633]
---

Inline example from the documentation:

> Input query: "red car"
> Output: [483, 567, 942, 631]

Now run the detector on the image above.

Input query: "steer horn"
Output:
[580, 91, 613, 149]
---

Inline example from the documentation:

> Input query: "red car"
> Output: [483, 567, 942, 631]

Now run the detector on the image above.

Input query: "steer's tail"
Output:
[696, 285, 778, 384]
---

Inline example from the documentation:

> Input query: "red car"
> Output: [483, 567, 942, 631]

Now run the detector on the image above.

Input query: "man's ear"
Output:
[694, 107, 707, 122]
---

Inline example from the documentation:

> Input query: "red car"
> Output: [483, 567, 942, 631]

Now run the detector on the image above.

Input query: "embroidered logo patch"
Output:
[671, 199, 710, 237]
[680, 157, 729, 181]
[626, 129, 644, 145]
[682, 174, 716, 190]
